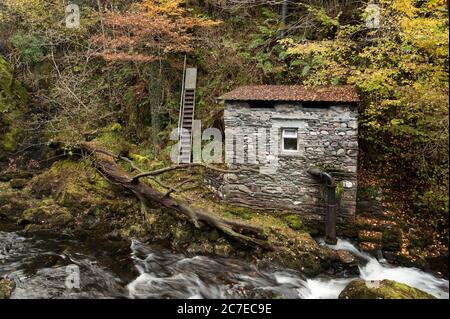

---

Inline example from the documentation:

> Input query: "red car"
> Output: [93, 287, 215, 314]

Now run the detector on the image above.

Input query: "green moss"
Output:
[338, 279, 436, 299]
[129, 153, 149, 164]
[0, 57, 28, 107]
[110, 123, 123, 132]
[1, 57, 28, 154]
[93, 131, 130, 154]
[336, 182, 344, 200]
[21, 203, 74, 229]
[224, 207, 254, 220]
[284, 214, 307, 231]
[27, 159, 112, 210]
[2, 132, 17, 152]
[2, 127, 23, 152]
[49, 160, 111, 208]
[49, 159, 85, 172]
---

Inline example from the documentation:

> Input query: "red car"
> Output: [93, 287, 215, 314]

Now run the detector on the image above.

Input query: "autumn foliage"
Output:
[92, 0, 220, 62]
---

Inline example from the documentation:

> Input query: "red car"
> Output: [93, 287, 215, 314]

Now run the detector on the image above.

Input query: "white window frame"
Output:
[281, 128, 298, 152]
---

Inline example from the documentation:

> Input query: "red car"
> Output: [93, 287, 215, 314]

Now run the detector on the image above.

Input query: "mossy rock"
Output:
[20, 204, 74, 230]
[0, 278, 15, 299]
[27, 160, 118, 210]
[128, 153, 149, 164]
[0, 190, 31, 222]
[284, 214, 307, 231]
[338, 279, 435, 299]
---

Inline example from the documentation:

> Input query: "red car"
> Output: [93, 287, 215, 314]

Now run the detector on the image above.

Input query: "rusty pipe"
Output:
[308, 168, 337, 245]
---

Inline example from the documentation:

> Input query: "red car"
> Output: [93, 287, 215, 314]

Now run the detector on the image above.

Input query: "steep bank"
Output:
[0, 156, 356, 278]
[0, 56, 28, 163]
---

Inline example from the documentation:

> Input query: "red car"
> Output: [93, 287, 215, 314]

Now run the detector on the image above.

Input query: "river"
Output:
[0, 230, 448, 299]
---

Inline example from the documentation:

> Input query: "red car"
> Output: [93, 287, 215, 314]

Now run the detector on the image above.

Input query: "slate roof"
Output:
[218, 85, 359, 103]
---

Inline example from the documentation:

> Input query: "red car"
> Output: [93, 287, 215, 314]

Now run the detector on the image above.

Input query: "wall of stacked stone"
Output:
[205, 101, 358, 223]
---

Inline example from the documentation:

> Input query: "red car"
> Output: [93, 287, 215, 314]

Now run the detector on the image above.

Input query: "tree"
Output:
[90, 0, 219, 148]
[92, 0, 220, 62]
[280, 0, 449, 229]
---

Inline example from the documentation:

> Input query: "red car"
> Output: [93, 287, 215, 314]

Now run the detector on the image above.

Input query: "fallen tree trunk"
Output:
[73, 142, 271, 249]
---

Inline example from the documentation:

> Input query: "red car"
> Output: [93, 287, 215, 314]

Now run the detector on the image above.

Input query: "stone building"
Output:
[210, 85, 360, 225]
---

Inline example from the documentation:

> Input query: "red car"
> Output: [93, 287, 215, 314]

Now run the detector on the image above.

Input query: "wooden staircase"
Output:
[177, 68, 197, 164]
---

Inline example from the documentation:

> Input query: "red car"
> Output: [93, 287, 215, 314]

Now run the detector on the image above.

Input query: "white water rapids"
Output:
[297, 239, 449, 299]
[127, 238, 449, 299]
[1, 231, 448, 299]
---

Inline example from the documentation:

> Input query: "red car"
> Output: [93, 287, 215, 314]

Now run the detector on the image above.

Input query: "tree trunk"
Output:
[75, 142, 271, 249]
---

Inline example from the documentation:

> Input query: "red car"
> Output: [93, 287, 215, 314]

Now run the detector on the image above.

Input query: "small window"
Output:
[282, 129, 298, 151]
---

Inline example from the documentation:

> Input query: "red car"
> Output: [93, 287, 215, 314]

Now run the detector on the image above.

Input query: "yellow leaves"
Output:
[287, 42, 332, 56]
[2, 0, 64, 26]
[388, 0, 448, 59]
[390, 0, 419, 17]
[279, 0, 447, 104]
[184, 16, 222, 29]
[280, 37, 353, 85]
[140, 0, 185, 17]
[426, 0, 448, 9]
[139, 0, 220, 28]
[407, 82, 449, 111]
[400, 17, 449, 58]
[348, 68, 396, 97]
[279, 38, 335, 57]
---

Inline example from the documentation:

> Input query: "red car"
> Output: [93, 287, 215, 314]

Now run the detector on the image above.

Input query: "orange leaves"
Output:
[140, 0, 185, 17]
[92, 1, 219, 63]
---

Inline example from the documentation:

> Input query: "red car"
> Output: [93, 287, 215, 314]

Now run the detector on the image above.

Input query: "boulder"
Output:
[322, 249, 360, 276]
[338, 279, 435, 299]
[336, 250, 356, 264]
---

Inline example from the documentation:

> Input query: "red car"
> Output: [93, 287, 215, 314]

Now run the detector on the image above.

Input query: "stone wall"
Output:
[207, 101, 358, 223]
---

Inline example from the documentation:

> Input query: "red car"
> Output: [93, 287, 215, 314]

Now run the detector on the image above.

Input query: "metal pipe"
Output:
[308, 168, 337, 244]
